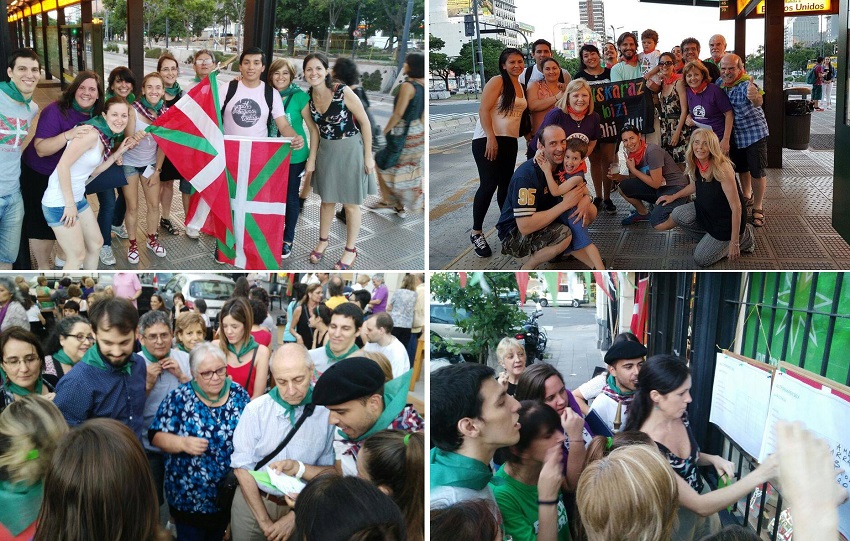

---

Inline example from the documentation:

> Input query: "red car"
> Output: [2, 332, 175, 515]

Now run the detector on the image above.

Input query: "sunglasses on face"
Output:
[659, 61, 675, 66]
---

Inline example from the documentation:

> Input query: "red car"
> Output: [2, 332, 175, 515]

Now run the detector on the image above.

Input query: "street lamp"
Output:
[610, 24, 623, 42]
[552, 22, 569, 52]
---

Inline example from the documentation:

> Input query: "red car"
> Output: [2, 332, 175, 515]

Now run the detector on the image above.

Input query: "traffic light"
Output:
[464, 14, 475, 37]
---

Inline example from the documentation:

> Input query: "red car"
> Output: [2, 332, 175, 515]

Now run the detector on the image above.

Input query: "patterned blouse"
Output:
[150, 382, 251, 514]
[654, 412, 704, 492]
[309, 84, 359, 140]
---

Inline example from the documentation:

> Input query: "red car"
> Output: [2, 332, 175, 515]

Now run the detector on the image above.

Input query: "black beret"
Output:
[603, 340, 647, 365]
[313, 357, 384, 406]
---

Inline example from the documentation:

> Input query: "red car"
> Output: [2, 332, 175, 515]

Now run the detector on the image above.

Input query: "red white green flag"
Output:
[146, 75, 235, 260]
[220, 136, 291, 269]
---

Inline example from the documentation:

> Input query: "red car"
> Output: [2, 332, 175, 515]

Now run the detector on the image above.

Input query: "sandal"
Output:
[309, 237, 328, 264]
[751, 208, 765, 228]
[743, 195, 754, 209]
[334, 246, 358, 270]
[160, 217, 179, 235]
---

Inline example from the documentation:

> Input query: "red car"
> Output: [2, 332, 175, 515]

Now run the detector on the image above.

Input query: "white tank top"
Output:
[42, 140, 104, 206]
[122, 107, 158, 167]
[473, 83, 527, 140]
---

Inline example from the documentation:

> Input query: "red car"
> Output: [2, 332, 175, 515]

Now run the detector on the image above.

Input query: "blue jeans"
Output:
[175, 521, 227, 541]
[113, 190, 126, 227]
[407, 331, 421, 369]
[0, 191, 24, 264]
[95, 190, 117, 247]
[284, 161, 306, 246]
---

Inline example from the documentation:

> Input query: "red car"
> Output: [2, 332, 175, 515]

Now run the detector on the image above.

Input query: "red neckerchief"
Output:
[664, 73, 682, 86]
[564, 161, 588, 177]
[567, 106, 587, 120]
[623, 55, 639, 67]
[627, 139, 647, 165]
[690, 80, 709, 95]
[696, 159, 711, 175]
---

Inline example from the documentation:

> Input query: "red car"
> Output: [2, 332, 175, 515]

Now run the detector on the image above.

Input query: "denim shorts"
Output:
[42, 199, 90, 227]
[0, 191, 24, 263]
[123, 164, 153, 179]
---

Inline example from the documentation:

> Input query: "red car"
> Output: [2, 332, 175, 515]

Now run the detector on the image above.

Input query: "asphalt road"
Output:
[429, 98, 529, 269]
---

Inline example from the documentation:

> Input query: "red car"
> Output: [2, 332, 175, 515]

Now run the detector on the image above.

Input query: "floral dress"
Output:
[150, 382, 251, 515]
[660, 83, 692, 164]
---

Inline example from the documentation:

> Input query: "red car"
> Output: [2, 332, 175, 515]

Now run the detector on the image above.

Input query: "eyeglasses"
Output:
[64, 333, 95, 343]
[144, 332, 172, 343]
[195, 59, 214, 66]
[198, 366, 227, 381]
[2, 355, 40, 370]
[659, 61, 674, 66]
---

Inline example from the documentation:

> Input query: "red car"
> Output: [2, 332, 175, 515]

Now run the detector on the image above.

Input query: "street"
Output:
[520, 303, 604, 392]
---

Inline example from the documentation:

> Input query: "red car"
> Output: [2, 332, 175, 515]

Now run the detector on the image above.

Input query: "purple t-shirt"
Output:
[528, 109, 601, 158]
[22, 102, 90, 175]
[371, 284, 388, 314]
[686, 84, 733, 143]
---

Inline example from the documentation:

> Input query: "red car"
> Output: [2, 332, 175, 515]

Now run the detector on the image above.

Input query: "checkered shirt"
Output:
[723, 80, 769, 148]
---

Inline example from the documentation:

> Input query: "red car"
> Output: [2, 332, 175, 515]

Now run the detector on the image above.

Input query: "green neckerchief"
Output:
[139, 345, 165, 364]
[0, 368, 43, 397]
[226, 336, 259, 358]
[269, 386, 313, 424]
[324, 342, 359, 364]
[164, 81, 182, 96]
[193, 75, 202, 83]
[71, 99, 94, 116]
[191, 376, 232, 403]
[430, 448, 493, 491]
[339, 369, 413, 442]
[0, 480, 42, 535]
[139, 95, 164, 113]
[606, 373, 635, 396]
[52, 348, 76, 366]
[0, 81, 32, 111]
[105, 90, 135, 104]
[82, 115, 118, 141]
[177, 343, 190, 354]
[721, 72, 750, 89]
[80, 345, 133, 375]
[279, 85, 300, 100]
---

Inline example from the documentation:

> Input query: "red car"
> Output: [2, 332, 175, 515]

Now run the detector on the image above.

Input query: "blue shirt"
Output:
[496, 159, 562, 241]
[150, 382, 251, 514]
[720, 78, 769, 149]
[53, 353, 147, 440]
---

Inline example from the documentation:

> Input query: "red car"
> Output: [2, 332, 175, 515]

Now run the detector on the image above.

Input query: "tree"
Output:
[102, 0, 127, 40]
[451, 37, 504, 80]
[275, 0, 327, 55]
[745, 45, 765, 75]
[431, 273, 527, 366]
[429, 34, 452, 89]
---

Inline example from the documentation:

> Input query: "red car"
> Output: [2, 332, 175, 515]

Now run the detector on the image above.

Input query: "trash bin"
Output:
[784, 87, 813, 150]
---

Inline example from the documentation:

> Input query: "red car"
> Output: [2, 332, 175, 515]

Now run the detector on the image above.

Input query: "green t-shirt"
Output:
[278, 87, 311, 164]
[491, 467, 570, 541]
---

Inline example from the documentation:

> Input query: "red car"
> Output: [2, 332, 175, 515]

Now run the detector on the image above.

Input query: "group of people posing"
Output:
[0, 274, 425, 540]
[0, 45, 425, 271]
[470, 32, 768, 269]
[430, 334, 849, 541]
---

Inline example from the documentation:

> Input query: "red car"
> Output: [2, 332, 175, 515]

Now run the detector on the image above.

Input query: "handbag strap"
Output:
[246, 347, 258, 394]
[255, 402, 317, 470]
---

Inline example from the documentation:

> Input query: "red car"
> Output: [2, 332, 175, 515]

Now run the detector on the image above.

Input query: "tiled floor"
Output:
[445, 110, 845, 270]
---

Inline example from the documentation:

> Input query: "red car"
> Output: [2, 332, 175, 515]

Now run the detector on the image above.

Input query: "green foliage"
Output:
[430, 51, 452, 89]
[430, 34, 445, 52]
[104, 43, 119, 53]
[551, 50, 579, 78]
[430, 272, 527, 366]
[784, 41, 836, 72]
[745, 45, 765, 74]
[361, 69, 383, 91]
[451, 37, 505, 80]
[145, 47, 163, 59]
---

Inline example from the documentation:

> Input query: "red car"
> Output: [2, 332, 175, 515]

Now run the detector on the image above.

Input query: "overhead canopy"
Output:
[8, 0, 82, 21]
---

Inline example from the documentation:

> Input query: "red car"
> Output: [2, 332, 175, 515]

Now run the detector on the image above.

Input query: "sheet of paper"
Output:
[268, 469, 307, 495]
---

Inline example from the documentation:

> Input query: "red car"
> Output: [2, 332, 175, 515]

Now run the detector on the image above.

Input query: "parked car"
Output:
[159, 274, 236, 327]
[537, 283, 587, 307]
[430, 303, 473, 351]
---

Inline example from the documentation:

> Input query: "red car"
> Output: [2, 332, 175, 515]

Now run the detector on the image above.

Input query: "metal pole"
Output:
[470, 36, 479, 98]
[472, 0, 484, 80]
[395, 0, 414, 80]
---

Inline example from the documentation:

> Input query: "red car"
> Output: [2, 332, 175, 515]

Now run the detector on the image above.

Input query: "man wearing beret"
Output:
[231, 344, 335, 541]
[312, 356, 423, 476]
[309, 302, 363, 377]
[588, 336, 647, 432]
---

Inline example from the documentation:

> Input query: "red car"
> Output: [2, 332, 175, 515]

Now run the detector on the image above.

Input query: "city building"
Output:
[578, 0, 607, 37]
[429, 0, 520, 58]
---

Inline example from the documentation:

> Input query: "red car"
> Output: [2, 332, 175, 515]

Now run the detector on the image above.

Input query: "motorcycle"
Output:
[516, 309, 547, 362]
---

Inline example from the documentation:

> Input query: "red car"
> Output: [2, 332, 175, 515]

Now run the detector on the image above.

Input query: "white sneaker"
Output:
[99, 245, 116, 266]
[127, 243, 140, 264]
[111, 224, 129, 239]
[146, 236, 167, 257]
[186, 225, 200, 239]
[396, 207, 407, 218]
[54, 256, 65, 268]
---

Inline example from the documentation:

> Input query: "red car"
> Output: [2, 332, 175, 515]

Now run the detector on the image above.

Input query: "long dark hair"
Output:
[59, 70, 104, 116]
[622, 354, 691, 432]
[303, 52, 334, 89]
[578, 44, 601, 72]
[496, 47, 524, 116]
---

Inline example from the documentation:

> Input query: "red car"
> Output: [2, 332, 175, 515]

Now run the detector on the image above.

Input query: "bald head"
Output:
[271, 343, 314, 404]
[271, 343, 314, 375]
[719, 53, 744, 84]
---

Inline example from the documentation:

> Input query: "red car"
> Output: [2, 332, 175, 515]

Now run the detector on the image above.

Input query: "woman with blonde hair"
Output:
[577, 444, 678, 541]
[34, 418, 170, 541]
[667, 128, 754, 266]
[173, 311, 207, 367]
[0, 395, 68, 540]
[495, 336, 526, 395]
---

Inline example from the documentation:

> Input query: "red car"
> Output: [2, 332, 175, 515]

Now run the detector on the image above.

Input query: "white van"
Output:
[538, 282, 587, 307]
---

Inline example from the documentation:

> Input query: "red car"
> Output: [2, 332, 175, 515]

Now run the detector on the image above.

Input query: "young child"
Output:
[535, 136, 605, 269]
[639, 29, 663, 84]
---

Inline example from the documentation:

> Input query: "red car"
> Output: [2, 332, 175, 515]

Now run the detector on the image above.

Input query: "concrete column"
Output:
[126, 0, 143, 86]
[764, 0, 785, 168]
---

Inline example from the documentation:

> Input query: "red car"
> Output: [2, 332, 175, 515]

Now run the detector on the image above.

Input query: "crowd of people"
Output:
[430, 332, 849, 541]
[0, 44, 425, 270]
[469, 32, 769, 269]
[0, 271, 426, 540]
